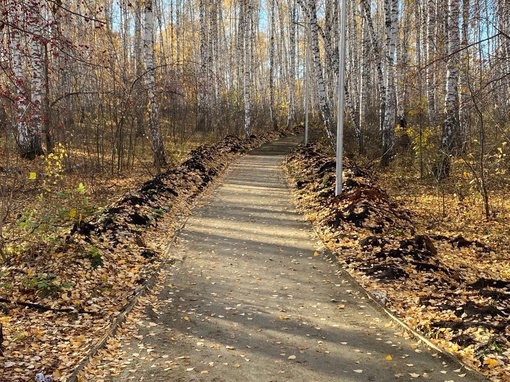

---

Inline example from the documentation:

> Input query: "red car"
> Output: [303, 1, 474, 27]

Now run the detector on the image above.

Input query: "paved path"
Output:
[112, 136, 487, 382]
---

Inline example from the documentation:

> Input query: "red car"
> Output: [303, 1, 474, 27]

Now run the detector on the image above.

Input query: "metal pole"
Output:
[304, 26, 309, 146]
[336, 0, 346, 196]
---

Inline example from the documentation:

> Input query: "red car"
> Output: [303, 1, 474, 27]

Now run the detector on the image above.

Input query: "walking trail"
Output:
[111, 136, 488, 382]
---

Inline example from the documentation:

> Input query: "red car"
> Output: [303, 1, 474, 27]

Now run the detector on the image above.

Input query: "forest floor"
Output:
[0, 131, 287, 381]
[285, 143, 510, 382]
[0, 132, 508, 381]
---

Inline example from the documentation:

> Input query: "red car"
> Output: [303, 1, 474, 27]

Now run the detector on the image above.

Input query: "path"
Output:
[111, 136, 488, 382]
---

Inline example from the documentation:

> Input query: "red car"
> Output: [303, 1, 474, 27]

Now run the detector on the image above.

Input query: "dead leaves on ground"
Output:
[0, 131, 290, 382]
[285, 143, 510, 382]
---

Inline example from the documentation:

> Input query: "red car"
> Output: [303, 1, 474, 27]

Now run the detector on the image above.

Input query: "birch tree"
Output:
[198, 0, 210, 132]
[287, 0, 297, 130]
[358, 11, 370, 152]
[426, 0, 439, 125]
[144, 0, 167, 171]
[439, 0, 461, 177]
[381, 0, 399, 166]
[297, 0, 334, 143]
[360, 0, 386, 136]
[240, 0, 253, 138]
[7, 1, 46, 159]
[268, 0, 278, 130]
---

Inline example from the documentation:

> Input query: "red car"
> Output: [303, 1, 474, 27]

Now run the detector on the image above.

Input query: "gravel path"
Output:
[111, 136, 488, 382]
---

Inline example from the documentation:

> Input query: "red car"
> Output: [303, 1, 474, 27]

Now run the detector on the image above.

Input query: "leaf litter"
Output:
[285, 143, 509, 382]
[0, 130, 297, 382]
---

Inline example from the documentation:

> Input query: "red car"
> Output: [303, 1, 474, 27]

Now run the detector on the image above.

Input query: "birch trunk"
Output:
[144, 0, 167, 171]
[29, 0, 46, 157]
[241, 0, 252, 138]
[287, 0, 297, 130]
[360, 0, 386, 135]
[297, 0, 334, 143]
[269, 0, 278, 130]
[426, 0, 438, 125]
[381, 0, 399, 166]
[197, 0, 209, 132]
[442, 0, 460, 155]
[358, 12, 370, 152]
[396, 1, 409, 129]
[8, 0, 29, 152]
[134, 0, 145, 137]
[9, 1, 45, 159]
[458, 0, 470, 150]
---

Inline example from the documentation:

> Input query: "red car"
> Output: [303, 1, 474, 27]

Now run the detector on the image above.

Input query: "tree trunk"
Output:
[358, 12, 370, 153]
[381, 0, 399, 166]
[197, 0, 211, 132]
[134, 0, 145, 138]
[360, 0, 386, 136]
[9, 1, 45, 159]
[269, 0, 278, 130]
[286, 0, 297, 130]
[442, 0, 461, 155]
[241, 0, 252, 138]
[458, 0, 470, 151]
[426, 0, 438, 125]
[297, 0, 334, 143]
[144, 0, 167, 171]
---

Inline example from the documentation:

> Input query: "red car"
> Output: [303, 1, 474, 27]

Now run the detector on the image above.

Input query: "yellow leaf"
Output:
[52, 370, 62, 379]
[29, 172, 37, 180]
[69, 208, 77, 219]
[385, 355, 393, 361]
[485, 358, 499, 368]
[313, 251, 320, 257]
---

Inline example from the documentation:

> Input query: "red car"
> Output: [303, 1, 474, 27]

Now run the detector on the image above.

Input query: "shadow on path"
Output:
[112, 136, 488, 382]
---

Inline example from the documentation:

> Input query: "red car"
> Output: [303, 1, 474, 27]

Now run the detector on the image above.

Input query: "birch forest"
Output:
[1, 0, 509, 172]
[1, 1, 510, 381]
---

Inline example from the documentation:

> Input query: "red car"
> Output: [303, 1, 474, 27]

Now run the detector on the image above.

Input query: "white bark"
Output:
[396, 1, 409, 128]
[297, 0, 334, 143]
[287, 0, 297, 130]
[240, 0, 253, 138]
[458, 0, 470, 148]
[8, 0, 45, 158]
[8, 0, 29, 149]
[144, 0, 167, 170]
[269, 0, 278, 130]
[358, 12, 370, 148]
[198, 0, 210, 131]
[443, 0, 460, 154]
[360, 0, 386, 134]
[134, 0, 145, 137]
[381, 0, 398, 165]
[426, 0, 438, 125]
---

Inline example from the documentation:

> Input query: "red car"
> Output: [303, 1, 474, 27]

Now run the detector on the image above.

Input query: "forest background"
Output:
[0, 0, 509, 381]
